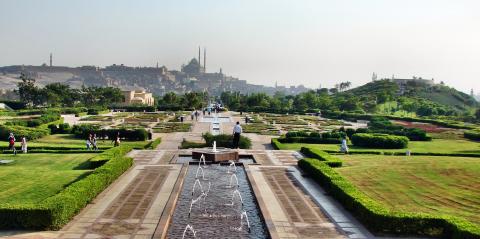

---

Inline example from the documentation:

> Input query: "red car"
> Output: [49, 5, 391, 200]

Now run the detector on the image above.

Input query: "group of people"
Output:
[191, 110, 200, 121]
[7, 133, 27, 155]
[86, 132, 121, 150]
[85, 134, 99, 151]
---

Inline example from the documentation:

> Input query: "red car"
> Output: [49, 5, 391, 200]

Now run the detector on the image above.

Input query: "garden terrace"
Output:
[336, 154, 480, 228]
[0, 153, 97, 204]
[152, 122, 191, 133]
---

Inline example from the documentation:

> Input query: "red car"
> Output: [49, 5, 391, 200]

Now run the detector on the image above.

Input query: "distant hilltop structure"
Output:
[0, 49, 310, 96]
[122, 89, 154, 106]
[372, 72, 435, 95]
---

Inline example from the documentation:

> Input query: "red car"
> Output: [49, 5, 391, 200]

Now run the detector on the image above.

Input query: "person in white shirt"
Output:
[232, 121, 242, 149]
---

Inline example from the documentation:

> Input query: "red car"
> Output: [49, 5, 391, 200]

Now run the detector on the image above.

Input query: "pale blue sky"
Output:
[1, 0, 479, 93]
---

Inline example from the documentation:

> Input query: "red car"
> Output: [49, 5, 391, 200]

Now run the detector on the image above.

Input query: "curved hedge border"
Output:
[300, 147, 342, 167]
[464, 130, 480, 141]
[298, 158, 480, 238]
[351, 133, 409, 149]
[0, 145, 133, 229]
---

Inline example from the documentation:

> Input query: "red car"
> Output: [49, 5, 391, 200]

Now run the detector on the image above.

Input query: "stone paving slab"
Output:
[253, 166, 347, 239]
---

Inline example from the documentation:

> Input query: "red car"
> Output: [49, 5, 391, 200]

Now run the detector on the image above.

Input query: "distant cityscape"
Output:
[0, 48, 310, 97]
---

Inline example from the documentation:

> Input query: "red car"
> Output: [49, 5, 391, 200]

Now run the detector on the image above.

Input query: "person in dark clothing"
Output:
[232, 121, 242, 149]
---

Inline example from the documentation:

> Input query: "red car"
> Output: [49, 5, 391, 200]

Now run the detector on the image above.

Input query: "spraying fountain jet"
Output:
[228, 189, 244, 206]
[182, 224, 197, 239]
[192, 179, 204, 196]
[229, 174, 239, 188]
[195, 166, 207, 180]
[188, 192, 207, 217]
[199, 154, 206, 167]
[240, 211, 251, 233]
[227, 161, 237, 174]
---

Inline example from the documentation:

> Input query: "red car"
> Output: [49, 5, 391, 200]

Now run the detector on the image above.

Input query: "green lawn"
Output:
[277, 138, 480, 154]
[0, 153, 96, 204]
[0, 134, 149, 150]
[335, 154, 480, 227]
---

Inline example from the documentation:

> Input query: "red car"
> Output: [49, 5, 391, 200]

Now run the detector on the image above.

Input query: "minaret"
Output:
[49, 53, 52, 67]
[198, 46, 201, 68]
[203, 47, 206, 72]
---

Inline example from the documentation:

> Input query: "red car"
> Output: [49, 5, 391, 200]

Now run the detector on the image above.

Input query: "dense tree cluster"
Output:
[15, 73, 123, 107]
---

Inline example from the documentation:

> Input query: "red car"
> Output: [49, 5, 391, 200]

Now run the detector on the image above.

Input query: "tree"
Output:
[16, 73, 41, 106]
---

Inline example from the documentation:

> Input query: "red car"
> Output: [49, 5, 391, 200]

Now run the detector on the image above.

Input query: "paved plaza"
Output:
[1, 112, 379, 239]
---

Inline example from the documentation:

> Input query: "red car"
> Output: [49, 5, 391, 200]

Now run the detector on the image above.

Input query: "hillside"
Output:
[342, 79, 477, 115]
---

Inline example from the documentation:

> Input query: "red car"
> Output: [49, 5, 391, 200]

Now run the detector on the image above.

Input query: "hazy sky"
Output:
[1, 0, 479, 93]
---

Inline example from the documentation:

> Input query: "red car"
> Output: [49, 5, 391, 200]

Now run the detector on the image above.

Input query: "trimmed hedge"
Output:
[351, 133, 409, 149]
[298, 158, 480, 238]
[203, 132, 252, 149]
[0, 146, 133, 229]
[144, 138, 162, 149]
[300, 147, 343, 167]
[71, 124, 147, 141]
[278, 137, 342, 144]
[464, 130, 480, 141]
[0, 125, 50, 140]
[271, 138, 282, 150]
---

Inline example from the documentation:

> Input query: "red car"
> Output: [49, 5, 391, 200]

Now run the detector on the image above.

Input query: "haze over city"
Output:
[1, 0, 479, 93]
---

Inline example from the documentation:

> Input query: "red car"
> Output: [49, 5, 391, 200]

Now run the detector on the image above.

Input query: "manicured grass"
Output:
[335, 154, 480, 227]
[277, 138, 480, 154]
[0, 134, 150, 150]
[0, 153, 96, 204]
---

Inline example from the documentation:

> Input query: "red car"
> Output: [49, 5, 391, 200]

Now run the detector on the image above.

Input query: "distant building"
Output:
[122, 89, 154, 106]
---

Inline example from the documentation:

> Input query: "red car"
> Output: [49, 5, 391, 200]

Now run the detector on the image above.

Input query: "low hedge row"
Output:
[278, 137, 342, 144]
[298, 158, 480, 238]
[144, 138, 162, 150]
[300, 147, 342, 167]
[464, 130, 480, 141]
[0, 125, 50, 140]
[72, 124, 147, 141]
[203, 133, 252, 149]
[351, 133, 409, 149]
[0, 146, 133, 229]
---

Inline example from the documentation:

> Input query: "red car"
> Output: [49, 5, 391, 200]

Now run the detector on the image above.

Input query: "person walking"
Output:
[86, 134, 92, 150]
[113, 132, 121, 147]
[21, 136, 27, 154]
[232, 121, 242, 149]
[8, 133, 16, 155]
[92, 134, 98, 151]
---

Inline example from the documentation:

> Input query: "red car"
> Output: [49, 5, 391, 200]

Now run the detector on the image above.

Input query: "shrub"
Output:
[298, 158, 480, 238]
[351, 133, 409, 149]
[87, 107, 108, 115]
[0, 146, 133, 229]
[48, 123, 71, 134]
[26, 112, 61, 127]
[203, 133, 252, 149]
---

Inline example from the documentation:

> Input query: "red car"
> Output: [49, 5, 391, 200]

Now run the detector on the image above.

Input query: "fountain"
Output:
[229, 174, 239, 188]
[192, 143, 239, 163]
[182, 224, 197, 239]
[167, 163, 268, 238]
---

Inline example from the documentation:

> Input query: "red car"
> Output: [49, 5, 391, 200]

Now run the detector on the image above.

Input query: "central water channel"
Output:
[167, 162, 269, 238]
